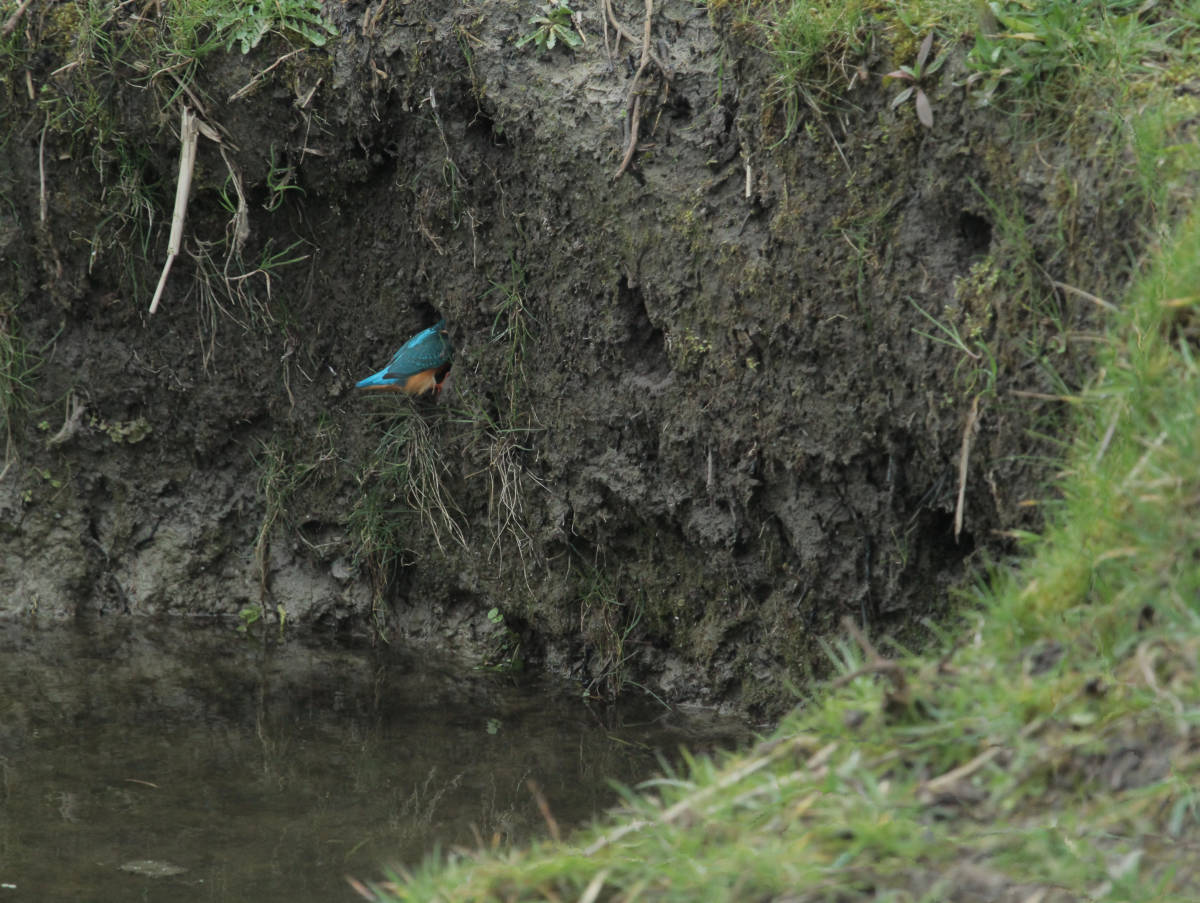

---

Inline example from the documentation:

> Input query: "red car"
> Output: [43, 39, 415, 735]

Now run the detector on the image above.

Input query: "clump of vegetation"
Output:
[885, 31, 945, 128]
[0, 308, 36, 478]
[760, 0, 867, 139]
[349, 407, 466, 618]
[516, 2, 583, 53]
[252, 428, 335, 597]
[479, 606, 523, 673]
[213, 0, 336, 55]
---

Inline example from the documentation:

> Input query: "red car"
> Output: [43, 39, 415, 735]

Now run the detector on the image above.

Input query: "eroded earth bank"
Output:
[0, 1, 1138, 713]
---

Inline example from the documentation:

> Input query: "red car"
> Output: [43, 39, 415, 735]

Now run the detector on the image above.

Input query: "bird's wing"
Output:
[383, 327, 449, 379]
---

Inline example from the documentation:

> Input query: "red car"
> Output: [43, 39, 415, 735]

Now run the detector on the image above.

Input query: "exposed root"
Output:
[611, 0, 670, 180]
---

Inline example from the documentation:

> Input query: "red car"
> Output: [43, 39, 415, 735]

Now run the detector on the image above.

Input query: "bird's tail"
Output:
[355, 369, 391, 389]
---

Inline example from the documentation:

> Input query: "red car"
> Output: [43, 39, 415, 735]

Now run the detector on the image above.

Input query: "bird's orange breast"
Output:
[404, 368, 439, 396]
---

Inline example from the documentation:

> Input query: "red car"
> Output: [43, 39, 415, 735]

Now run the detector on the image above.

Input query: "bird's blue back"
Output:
[382, 320, 450, 379]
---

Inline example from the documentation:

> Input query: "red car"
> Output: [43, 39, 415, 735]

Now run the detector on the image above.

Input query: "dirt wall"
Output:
[0, 1, 1134, 712]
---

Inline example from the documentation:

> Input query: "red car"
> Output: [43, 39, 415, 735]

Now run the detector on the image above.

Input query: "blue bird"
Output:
[356, 319, 452, 396]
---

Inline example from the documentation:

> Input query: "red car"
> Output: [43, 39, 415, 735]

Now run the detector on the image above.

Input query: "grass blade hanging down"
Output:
[149, 106, 200, 314]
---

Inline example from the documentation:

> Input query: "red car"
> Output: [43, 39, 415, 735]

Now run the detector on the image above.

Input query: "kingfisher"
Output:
[355, 319, 452, 396]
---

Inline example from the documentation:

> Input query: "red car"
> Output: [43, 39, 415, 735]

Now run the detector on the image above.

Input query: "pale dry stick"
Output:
[921, 715, 1046, 799]
[578, 869, 610, 903]
[583, 736, 818, 855]
[598, 0, 614, 61]
[1136, 639, 1187, 736]
[1009, 389, 1077, 401]
[38, 113, 48, 224]
[1094, 404, 1122, 464]
[1052, 279, 1117, 312]
[1, 0, 34, 37]
[149, 106, 200, 314]
[571, 6, 588, 46]
[527, 779, 563, 843]
[613, 0, 653, 180]
[1121, 429, 1167, 489]
[954, 393, 981, 543]
[921, 746, 1003, 796]
[228, 47, 306, 103]
[217, 146, 250, 258]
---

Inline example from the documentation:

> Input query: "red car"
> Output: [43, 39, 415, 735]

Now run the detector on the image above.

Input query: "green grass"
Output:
[349, 406, 467, 616]
[746, 0, 1200, 142]
[352, 201, 1200, 901]
[251, 428, 334, 597]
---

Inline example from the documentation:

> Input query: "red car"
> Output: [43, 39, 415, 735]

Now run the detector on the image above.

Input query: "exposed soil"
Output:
[0, 2, 1138, 713]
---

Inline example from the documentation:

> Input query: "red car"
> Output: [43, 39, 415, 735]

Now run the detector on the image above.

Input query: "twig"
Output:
[614, 93, 643, 179]
[38, 113, 48, 224]
[838, 615, 909, 701]
[1094, 404, 1121, 464]
[527, 779, 562, 844]
[228, 47, 306, 102]
[1122, 429, 1167, 489]
[1, 0, 34, 38]
[954, 394, 981, 543]
[841, 614, 882, 663]
[1009, 389, 1078, 401]
[599, 0, 614, 62]
[1052, 279, 1117, 312]
[830, 659, 906, 689]
[583, 736, 812, 855]
[149, 106, 200, 314]
[613, 0, 653, 180]
[921, 746, 1002, 794]
[578, 870, 610, 903]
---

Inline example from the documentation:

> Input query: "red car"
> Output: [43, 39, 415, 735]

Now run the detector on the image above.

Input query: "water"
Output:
[0, 619, 745, 901]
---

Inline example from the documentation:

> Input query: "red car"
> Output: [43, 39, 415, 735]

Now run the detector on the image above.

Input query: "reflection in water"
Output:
[0, 620, 745, 901]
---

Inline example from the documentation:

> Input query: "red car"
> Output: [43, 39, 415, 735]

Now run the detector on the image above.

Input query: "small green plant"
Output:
[213, 0, 336, 55]
[516, 3, 582, 53]
[263, 145, 303, 212]
[350, 408, 466, 616]
[910, 298, 997, 398]
[579, 573, 643, 701]
[486, 258, 536, 425]
[885, 32, 946, 129]
[479, 607, 523, 672]
[237, 604, 262, 634]
[252, 432, 329, 597]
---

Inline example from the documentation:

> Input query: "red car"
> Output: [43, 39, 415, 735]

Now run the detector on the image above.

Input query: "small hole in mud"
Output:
[468, 110, 505, 146]
[958, 212, 992, 256]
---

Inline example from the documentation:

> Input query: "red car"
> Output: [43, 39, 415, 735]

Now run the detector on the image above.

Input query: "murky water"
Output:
[0, 619, 745, 901]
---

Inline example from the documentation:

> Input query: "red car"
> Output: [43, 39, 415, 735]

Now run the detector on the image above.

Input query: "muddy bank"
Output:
[0, 2, 1136, 712]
